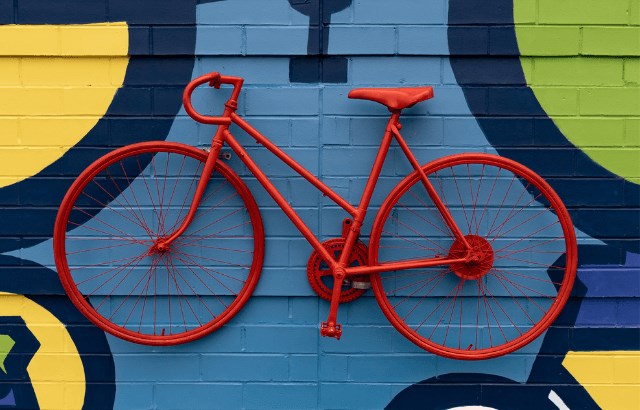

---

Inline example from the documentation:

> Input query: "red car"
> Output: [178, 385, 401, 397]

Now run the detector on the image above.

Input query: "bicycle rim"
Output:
[369, 153, 576, 360]
[54, 142, 264, 345]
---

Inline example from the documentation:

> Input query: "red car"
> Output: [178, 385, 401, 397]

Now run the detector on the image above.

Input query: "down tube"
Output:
[221, 130, 337, 267]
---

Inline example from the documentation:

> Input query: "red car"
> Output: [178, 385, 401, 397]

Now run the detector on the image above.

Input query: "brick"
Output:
[245, 26, 308, 55]
[530, 57, 624, 86]
[398, 27, 449, 55]
[289, 354, 317, 381]
[201, 354, 289, 381]
[319, 326, 393, 353]
[155, 383, 243, 409]
[515, 27, 580, 56]
[244, 326, 318, 353]
[113, 383, 154, 410]
[318, 354, 348, 380]
[195, 57, 291, 84]
[582, 27, 640, 56]
[354, 0, 445, 25]
[152, 26, 197, 55]
[0, 0, 13, 24]
[519, 87, 579, 115]
[328, 26, 396, 55]
[626, 119, 640, 145]
[244, 383, 318, 409]
[114, 354, 200, 381]
[448, 26, 489, 55]
[552, 118, 626, 147]
[579, 87, 640, 115]
[17, 0, 108, 24]
[350, 57, 441, 85]
[197, 0, 307, 25]
[347, 354, 437, 382]
[538, 0, 630, 25]
[624, 58, 640, 84]
[0, 58, 20, 85]
[320, 383, 393, 409]
[244, 87, 319, 115]
[513, 0, 536, 24]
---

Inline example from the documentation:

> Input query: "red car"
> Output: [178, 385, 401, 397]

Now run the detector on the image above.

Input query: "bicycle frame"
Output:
[166, 72, 474, 337]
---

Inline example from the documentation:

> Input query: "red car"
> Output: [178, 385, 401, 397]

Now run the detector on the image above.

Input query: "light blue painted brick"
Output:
[320, 326, 393, 353]
[114, 354, 200, 381]
[442, 59, 459, 85]
[202, 354, 289, 381]
[244, 383, 318, 409]
[354, 0, 446, 25]
[289, 238, 314, 266]
[113, 383, 154, 410]
[434, 351, 535, 383]
[245, 87, 320, 115]
[264, 238, 291, 265]
[243, 147, 318, 176]
[398, 26, 449, 55]
[319, 177, 351, 209]
[348, 116, 394, 146]
[289, 354, 318, 381]
[289, 178, 322, 206]
[443, 117, 490, 147]
[329, 3, 354, 24]
[322, 147, 389, 176]
[198, 0, 308, 25]
[344, 298, 389, 325]
[320, 383, 393, 409]
[253, 268, 315, 296]
[195, 26, 243, 55]
[348, 354, 438, 382]
[289, 297, 320, 324]
[233, 297, 290, 324]
[350, 57, 441, 85]
[416, 86, 487, 115]
[155, 383, 243, 410]
[347, 176, 397, 205]
[319, 354, 349, 381]
[195, 57, 291, 84]
[400, 116, 445, 146]
[246, 26, 309, 55]
[328, 26, 396, 55]
[232, 117, 290, 146]
[291, 118, 320, 147]
[260, 208, 319, 236]
[322, 116, 350, 145]
[320, 207, 357, 237]
[244, 325, 318, 353]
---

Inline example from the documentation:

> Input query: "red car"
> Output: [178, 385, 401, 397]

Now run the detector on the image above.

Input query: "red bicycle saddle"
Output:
[348, 87, 434, 111]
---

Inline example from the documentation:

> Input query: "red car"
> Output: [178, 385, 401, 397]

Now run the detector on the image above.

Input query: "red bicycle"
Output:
[53, 73, 577, 360]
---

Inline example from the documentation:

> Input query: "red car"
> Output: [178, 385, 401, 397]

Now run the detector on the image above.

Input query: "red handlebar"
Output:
[182, 72, 244, 125]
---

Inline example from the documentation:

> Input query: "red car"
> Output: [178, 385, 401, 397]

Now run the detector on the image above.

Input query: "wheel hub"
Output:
[448, 235, 494, 280]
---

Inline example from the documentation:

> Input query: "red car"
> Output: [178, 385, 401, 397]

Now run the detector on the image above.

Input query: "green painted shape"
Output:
[0, 335, 15, 374]
[514, 0, 640, 183]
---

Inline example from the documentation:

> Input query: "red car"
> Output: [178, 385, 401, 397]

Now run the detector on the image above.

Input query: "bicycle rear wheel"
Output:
[369, 153, 576, 360]
[54, 142, 264, 345]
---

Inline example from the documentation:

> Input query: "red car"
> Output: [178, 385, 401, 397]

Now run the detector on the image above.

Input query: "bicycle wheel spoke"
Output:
[370, 154, 575, 358]
[56, 143, 262, 344]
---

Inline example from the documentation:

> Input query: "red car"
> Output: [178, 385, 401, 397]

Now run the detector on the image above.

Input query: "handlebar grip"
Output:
[182, 72, 232, 125]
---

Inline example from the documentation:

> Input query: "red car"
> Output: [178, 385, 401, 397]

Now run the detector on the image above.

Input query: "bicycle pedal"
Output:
[320, 322, 342, 340]
[350, 281, 371, 290]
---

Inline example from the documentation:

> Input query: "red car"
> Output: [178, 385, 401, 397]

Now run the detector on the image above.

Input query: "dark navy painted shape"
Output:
[448, 0, 640, 252]
[288, 0, 351, 83]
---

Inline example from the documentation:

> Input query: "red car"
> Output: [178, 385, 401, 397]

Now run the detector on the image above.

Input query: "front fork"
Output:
[156, 125, 227, 249]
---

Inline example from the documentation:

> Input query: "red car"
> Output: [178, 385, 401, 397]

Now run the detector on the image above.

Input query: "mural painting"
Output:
[0, 0, 638, 408]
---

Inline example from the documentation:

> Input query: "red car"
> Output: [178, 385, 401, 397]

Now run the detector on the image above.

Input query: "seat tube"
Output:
[393, 125, 471, 249]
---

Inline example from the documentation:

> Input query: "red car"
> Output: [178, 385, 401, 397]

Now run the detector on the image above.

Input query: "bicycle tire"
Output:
[54, 141, 264, 345]
[369, 153, 576, 360]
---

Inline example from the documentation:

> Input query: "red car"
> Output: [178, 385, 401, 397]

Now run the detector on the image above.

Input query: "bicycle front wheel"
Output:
[369, 153, 576, 360]
[54, 142, 264, 345]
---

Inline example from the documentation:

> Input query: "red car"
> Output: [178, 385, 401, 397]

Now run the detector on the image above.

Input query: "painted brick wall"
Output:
[0, 0, 638, 409]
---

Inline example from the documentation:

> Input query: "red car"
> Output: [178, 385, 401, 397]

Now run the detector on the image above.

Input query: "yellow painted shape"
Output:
[563, 351, 640, 409]
[0, 23, 128, 188]
[514, 2, 640, 184]
[0, 292, 85, 409]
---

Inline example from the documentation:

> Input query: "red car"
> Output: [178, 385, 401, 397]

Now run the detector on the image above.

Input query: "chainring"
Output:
[306, 238, 370, 303]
